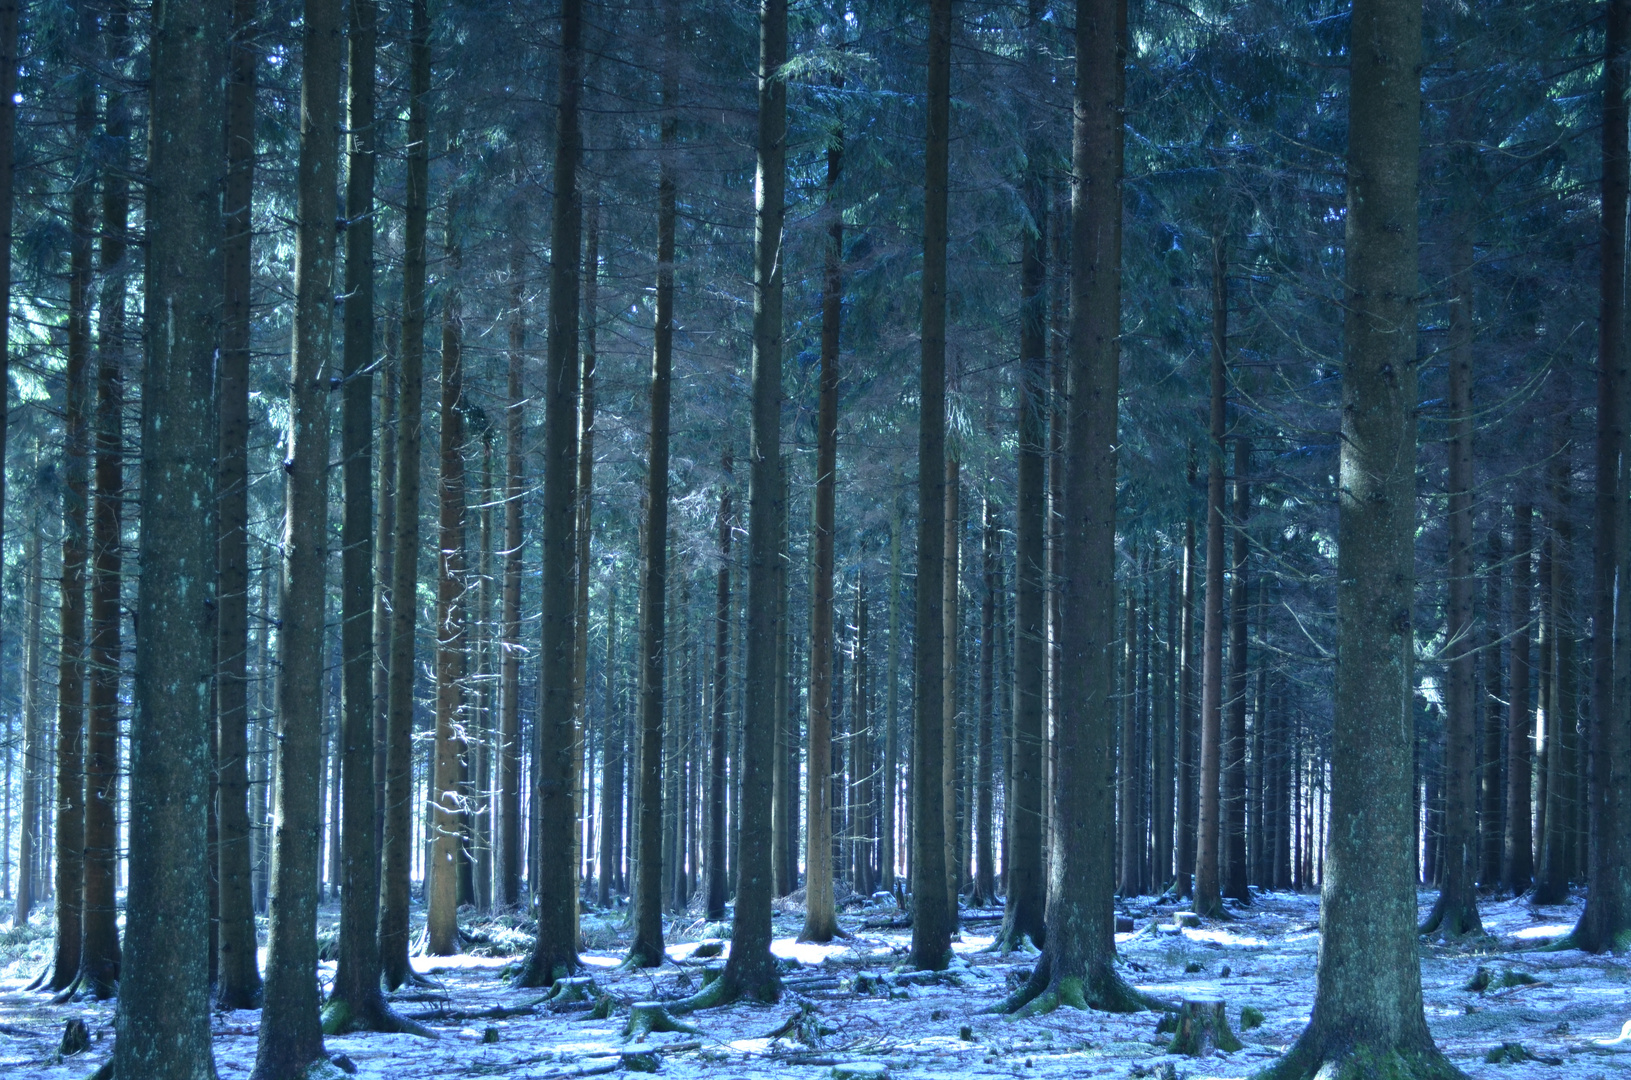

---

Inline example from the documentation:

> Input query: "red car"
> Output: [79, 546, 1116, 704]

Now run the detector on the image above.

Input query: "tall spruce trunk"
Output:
[910, 0, 954, 972]
[0, 0, 16, 828]
[1223, 436, 1250, 903]
[499, 235, 525, 908]
[706, 472, 733, 920]
[974, 501, 997, 906]
[1002, 0, 1145, 1016]
[1000, 104, 1047, 947]
[1503, 503, 1534, 894]
[50, 10, 96, 991]
[1576, 0, 1631, 954]
[1154, 559, 1175, 890]
[216, 0, 263, 1010]
[880, 508, 902, 894]
[1118, 581, 1138, 895]
[428, 196, 467, 957]
[110, 1, 224, 1071]
[1261, 0, 1449, 1071]
[14, 513, 40, 928]
[598, 586, 623, 905]
[626, 0, 677, 968]
[802, 123, 843, 944]
[1422, 173, 1482, 937]
[372, 319, 398, 863]
[1534, 455, 1576, 906]
[942, 461, 962, 917]
[1480, 526, 1506, 888]
[380, 0, 430, 990]
[522, 0, 584, 986]
[252, 0, 339, 1070]
[576, 196, 601, 908]
[1194, 232, 1228, 920]
[80, 0, 129, 997]
[1176, 475, 1197, 897]
[713, 0, 786, 1005]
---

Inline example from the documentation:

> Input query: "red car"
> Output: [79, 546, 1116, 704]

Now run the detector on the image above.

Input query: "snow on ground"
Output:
[1, 889, 1628, 1079]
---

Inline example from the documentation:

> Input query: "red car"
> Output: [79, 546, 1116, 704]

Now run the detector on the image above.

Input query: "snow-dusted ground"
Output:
[2, 889, 1628, 1079]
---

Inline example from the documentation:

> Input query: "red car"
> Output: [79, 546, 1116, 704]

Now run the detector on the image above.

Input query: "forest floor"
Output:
[0, 888, 1627, 1079]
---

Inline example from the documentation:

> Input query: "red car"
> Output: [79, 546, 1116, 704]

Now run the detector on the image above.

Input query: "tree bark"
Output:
[1479, 525, 1505, 889]
[14, 511, 41, 928]
[1194, 231, 1228, 920]
[706, 470, 733, 920]
[372, 319, 397, 865]
[802, 125, 842, 941]
[599, 584, 623, 905]
[111, 2, 224, 1072]
[1001, 0, 1147, 1017]
[1154, 558, 1175, 892]
[1534, 455, 1576, 906]
[711, 0, 786, 1006]
[942, 461, 962, 916]
[499, 235, 524, 908]
[1176, 463, 1197, 898]
[50, 4, 96, 991]
[80, 0, 129, 998]
[521, 0, 584, 987]
[625, 0, 677, 968]
[880, 506, 902, 894]
[576, 195, 601, 910]
[427, 194, 467, 958]
[1261, 0, 1450, 1070]
[253, 0, 339, 1070]
[1575, 0, 1631, 954]
[974, 501, 996, 906]
[1223, 436, 1250, 904]
[215, 0, 262, 1010]
[0, 0, 17, 890]
[380, 0, 430, 990]
[1503, 503, 1534, 894]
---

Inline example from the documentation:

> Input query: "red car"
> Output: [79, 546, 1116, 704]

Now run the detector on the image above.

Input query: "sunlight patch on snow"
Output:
[1182, 927, 1268, 947]
[1511, 924, 1574, 940]
[412, 953, 512, 971]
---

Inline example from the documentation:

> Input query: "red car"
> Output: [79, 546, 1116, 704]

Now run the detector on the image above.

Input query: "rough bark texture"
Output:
[576, 197, 601, 914]
[942, 461, 962, 916]
[1194, 232, 1227, 921]
[81, 1, 129, 998]
[1533, 462, 1576, 907]
[880, 509, 901, 894]
[1503, 503, 1534, 894]
[1177, 485, 1197, 898]
[1223, 437, 1250, 904]
[1422, 207, 1482, 937]
[1261, 0, 1456, 1071]
[802, 125, 842, 945]
[706, 475, 732, 921]
[14, 518, 40, 929]
[522, 0, 584, 988]
[215, 0, 262, 1011]
[0, 0, 16, 883]
[910, 0, 953, 974]
[50, 7, 95, 990]
[974, 501, 997, 907]
[428, 198, 467, 958]
[1479, 526, 1505, 889]
[713, 0, 785, 1006]
[1576, 0, 1631, 956]
[252, 0, 339, 1072]
[110, 0, 224, 1072]
[1001, 0, 1147, 1018]
[599, 585, 623, 906]
[499, 235, 524, 909]
[626, 0, 676, 969]
[380, 0, 430, 990]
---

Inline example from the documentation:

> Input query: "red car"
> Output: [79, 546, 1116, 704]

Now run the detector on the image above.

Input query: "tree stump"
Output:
[547, 976, 597, 1004]
[59, 1018, 91, 1057]
[1164, 998, 1242, 1057]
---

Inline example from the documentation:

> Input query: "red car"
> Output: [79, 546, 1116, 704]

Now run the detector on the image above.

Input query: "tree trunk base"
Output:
[1258, 1033, 1466, 1080]
[994, 954, 1165, 1017]
[1163, 998, 1241, 1056]
[622, 1001, 704, 1041]
[1418, 888, 1483, 940]
[321, 992, 439, 1038]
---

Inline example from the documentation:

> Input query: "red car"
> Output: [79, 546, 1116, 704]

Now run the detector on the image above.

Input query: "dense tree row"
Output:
[0, 0, 1625, 1077]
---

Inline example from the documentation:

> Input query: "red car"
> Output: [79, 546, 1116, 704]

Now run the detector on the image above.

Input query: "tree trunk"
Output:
[1480, 525, 1505, 889]
[575, 194, 601, 911]
[1176, 465, 1197, 898]
[427, 194, 468, 958]
[714, 0, 785, 1004]
[1194, 231, 1228, 920]
[111, 4, 224, 1072]
[1503, 502, 1534, 894]
[1001, 110, 1047, 945]
[706, 470, 733, 921]
[1154, 560, 1175, 893]
[1223, 437, 1251, 904]
[942, 460, 962, 916]
[253, 0, 339, 1070]
[0, 0, 16, 900]
[1421, 168, 1481, 937]
[771, 471, 793, 898]
[521, 0, 584, 987]
[1262, 0, 1448, 1070]
[14, 511, 41, 928]
[50, 7, 96, 991]
[1002, 0, 1145, 1017]
[599, 585, 623, 906]
[974, 500, 996, 906]
[372, 318, 397, 864]
[80, 1, 129, 997]
[1534, 455, 1575, 906]
[1119, 577, 1139, 895]
[1575, 0, 1631, 954]
[802, 124, 842, 942]
[499, 235, 524, 908]
[380, 0, 430, 991]
[626, 0, 677, 968]
[881, 506, 902, 895]
[215, 0, 262, 1010]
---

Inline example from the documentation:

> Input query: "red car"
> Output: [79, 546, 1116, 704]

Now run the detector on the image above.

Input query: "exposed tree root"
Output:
[48, 973, 83, 1006]
[621, 1001, 704, 1041]
[994, 955, 1170, 1018]
[320, 993, 438, 1038]
[617, 943, 664, 971]
[1253, 1040, 1466, 1080]
[1417, 893, 1483, 941]
[23, 964, 51, 993]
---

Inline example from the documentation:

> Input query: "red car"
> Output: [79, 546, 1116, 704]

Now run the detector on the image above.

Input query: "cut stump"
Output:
[622, 1001, 703, 1041]
[1164, 998, 1242, 1057]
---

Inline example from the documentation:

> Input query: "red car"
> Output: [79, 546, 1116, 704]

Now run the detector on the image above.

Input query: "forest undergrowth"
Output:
[0, 891, 1626, 1080]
